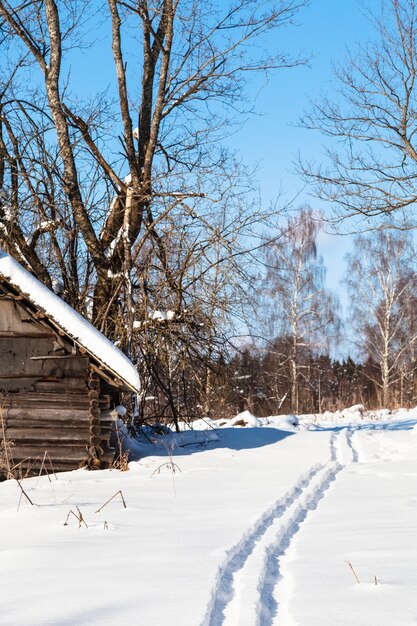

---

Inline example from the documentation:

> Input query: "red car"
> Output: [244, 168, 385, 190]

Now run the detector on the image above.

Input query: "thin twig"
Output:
[15, 478, 34, 505]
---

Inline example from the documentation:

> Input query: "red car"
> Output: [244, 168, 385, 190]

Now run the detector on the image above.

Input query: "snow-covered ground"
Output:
[2, 406, 417, 625]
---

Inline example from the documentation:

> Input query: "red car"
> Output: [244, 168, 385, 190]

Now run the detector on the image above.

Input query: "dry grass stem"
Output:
[0, 405, 14, 479]
[64, 507, 88, 528]
[150, 438, 182, 497]
[38, 451, 58, 481]
[111, 420, 130, 471]
[76, 506, 88, 528]
[61, 492, 75, 504]
[151, 461, 182, 477]
[13, 457, 35, 480]
[95, 490, 127, 513]
[346, 560, 360, 584]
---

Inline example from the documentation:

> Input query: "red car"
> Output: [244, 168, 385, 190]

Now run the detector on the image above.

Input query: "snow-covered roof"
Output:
[0, 249, 140, 393]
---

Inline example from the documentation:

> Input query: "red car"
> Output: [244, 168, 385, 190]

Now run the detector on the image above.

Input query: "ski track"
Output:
[201, 428, 362, 626]
[336, 428, 359, 464]
[200, 463, 325, 626]
[257, 461, 343, 626]
[346, 429, 359, 462]
[329, 431, 338, 461]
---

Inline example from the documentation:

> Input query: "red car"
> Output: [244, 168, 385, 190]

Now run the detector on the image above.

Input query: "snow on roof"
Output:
[0, 249, 140, 392]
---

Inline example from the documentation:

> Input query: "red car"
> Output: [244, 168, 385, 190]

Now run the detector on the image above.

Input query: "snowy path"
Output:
[202, 430, 357, 626]
[201, 424, 417, 626]
[269, 429, 358, 626]
[269, 425, 417, 626]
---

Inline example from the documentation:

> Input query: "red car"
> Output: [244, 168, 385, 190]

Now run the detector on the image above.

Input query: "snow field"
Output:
[1, 409, 417, 625]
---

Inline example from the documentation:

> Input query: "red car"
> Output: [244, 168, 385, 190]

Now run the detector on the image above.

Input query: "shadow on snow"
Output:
[125, 426, 295, 461]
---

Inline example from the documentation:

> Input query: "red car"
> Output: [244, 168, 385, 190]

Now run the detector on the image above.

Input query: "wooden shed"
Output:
[0, 249, 140, 477]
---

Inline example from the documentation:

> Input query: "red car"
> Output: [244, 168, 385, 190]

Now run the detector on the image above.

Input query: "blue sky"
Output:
[229, 0, 381, 306]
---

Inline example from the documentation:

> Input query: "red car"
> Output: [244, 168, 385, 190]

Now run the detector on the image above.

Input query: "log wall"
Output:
[0, 296, 117, 476]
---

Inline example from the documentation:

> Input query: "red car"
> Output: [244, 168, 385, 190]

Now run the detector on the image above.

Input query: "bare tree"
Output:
[345, 229, 417, 407]
[129, 188, 259, 425]
[262, 209, 340, 413]
[300, 0, 417, 228]
[0, 0, 307, 339]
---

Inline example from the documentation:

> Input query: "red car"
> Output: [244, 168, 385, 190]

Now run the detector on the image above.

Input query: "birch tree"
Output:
[262, 209, 340, 413]
[345, 230, 417, 407]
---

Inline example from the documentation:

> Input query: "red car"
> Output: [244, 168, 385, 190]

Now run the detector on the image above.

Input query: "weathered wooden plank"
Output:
[0, 332, 53, 338]
[0, 375, 40, 381]
[0, 391, 90, 410]
[9, 446, 115, 473]
[6, 391, 88, 400]
[10, 462, 80, 476]
[30, 355, 88, 361]
[0, 378, 38, 393]
[4, 404, 90, 413]
[35, 380, 89, 391]
[5, 390, 110, 407]
[4, 411, 89, 421]
[0, 336, 89, 383]
[3, 399, 90, 410]
[2, 407, 89, 419]
[0, 299, 53, 335]
[5, 429, 90, 441]
[10, 443, 89, 453]
[3, 417, 90, 428]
